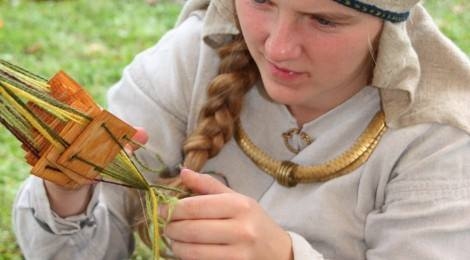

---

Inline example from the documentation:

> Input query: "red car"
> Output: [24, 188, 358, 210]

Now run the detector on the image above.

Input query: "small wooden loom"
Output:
[0, 60, 172, 259]
[26, 71, 136, 188]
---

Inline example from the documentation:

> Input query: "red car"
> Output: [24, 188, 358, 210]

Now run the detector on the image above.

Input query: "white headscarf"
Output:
[177, 0, 470, 134]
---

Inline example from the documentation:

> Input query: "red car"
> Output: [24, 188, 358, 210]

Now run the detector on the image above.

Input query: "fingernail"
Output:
[124, 146, 133, 155]
[180, 168, 194, 175]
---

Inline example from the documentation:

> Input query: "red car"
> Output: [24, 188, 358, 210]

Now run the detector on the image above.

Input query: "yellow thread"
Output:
[149, 190, 160, 260]
[1, 81, 87, 124]
[0, 86, 63, 148]
[0, 63, 50, 92]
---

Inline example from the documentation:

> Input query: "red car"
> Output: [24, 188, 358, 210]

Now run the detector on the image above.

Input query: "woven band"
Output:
[333, 0, 410, 23]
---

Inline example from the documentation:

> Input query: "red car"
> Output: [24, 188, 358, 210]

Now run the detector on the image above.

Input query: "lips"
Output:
[274, 64, 300, 74]
[267, 61, 305, 82]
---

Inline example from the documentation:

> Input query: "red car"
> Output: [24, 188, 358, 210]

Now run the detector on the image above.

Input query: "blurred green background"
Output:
[0, 0, 469, 259]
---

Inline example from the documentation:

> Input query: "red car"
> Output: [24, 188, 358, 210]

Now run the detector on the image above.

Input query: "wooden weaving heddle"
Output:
[29, 72, 136, 189]
[0, 63, 136, 189]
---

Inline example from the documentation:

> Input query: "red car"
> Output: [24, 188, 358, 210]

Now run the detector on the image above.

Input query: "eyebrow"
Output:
[301, 11, 357, 22]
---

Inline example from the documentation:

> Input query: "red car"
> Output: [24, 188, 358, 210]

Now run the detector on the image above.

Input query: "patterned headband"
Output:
[333, 0, 420, 23]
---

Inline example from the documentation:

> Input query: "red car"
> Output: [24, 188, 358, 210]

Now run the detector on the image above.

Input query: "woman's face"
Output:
[235, 0, 383, 123]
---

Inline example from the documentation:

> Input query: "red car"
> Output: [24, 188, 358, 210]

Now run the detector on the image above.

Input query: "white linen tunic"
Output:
[13, 11, 470, 260]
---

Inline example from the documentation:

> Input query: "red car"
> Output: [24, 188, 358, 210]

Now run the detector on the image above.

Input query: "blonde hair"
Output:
[182, 34, 259, 171]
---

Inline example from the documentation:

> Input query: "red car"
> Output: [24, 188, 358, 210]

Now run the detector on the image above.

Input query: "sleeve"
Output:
[107, 13, 205, 173]
[13, 176, 134, 260]
[365, 125, 470, 259]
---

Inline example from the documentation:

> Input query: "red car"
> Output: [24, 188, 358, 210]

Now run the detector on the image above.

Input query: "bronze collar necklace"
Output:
[234, 111, 387, 187]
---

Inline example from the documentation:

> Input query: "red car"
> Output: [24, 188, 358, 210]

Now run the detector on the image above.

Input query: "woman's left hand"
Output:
[162, 168, 293, 260]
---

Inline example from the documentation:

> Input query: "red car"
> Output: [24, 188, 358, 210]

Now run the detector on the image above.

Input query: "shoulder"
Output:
[128, 11, 207, 90]
[382, 123, 470, 203]
[109, 10, 221, 122]
[390, 123, 469, 173]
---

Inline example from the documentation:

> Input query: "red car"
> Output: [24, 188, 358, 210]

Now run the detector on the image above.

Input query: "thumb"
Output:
[180, 168, 233, 195]
[132, 127, 149, 144]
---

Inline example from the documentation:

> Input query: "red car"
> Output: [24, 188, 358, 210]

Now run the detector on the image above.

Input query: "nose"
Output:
[264, 19, 302, 62]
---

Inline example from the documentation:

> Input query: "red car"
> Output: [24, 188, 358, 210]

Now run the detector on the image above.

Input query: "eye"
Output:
[312, 16, 336, 28]
[253, 0, 269, 4]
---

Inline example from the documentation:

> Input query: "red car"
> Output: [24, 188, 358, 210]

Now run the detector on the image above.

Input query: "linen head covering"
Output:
[177, 0, 470, 134]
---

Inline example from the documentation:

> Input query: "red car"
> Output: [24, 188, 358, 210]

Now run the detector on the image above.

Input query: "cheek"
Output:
[340, 36, 374, 68]
[329, 25, 382, 67]
[236, 2, 269, 50]
[307, 34, 372, 72]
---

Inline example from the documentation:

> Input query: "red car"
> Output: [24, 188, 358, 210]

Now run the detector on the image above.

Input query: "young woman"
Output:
[14, 0, 470, 259]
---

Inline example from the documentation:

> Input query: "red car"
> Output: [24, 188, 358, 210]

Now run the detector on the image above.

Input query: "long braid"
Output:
[134, 24, 260, 251]
[183, 34, 259, 171]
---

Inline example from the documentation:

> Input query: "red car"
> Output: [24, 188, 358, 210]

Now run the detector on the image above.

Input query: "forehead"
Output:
[273, 0, 360, 14]
[257, 0, 376, 22]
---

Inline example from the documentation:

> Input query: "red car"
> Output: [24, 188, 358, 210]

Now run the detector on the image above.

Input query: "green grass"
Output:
[423, 0, 470, 51]
[0, 0, 469, 259]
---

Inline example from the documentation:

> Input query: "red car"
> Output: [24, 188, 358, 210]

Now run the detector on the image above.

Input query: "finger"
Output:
[181, 168, 233, 195]
[171, 240, 239, 260]
[160, 193, 247, 220]
[165, 219, 240, 244]
[124, 127, 148, 154]
[132, 127, 149, 144]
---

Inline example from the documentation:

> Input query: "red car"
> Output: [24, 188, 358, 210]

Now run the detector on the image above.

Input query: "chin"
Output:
[260, 72, 308, 99]
[263, 86, 301, 106]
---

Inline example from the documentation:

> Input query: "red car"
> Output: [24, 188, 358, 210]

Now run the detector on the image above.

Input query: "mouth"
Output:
[266, 60, 305, 81]
[269, 61, 301, 74]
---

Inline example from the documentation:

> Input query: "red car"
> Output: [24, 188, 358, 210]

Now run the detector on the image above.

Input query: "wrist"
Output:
[44, 180, 94, 217]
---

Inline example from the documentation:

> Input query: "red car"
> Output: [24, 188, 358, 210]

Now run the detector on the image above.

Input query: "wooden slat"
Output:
[57, 110, 136, 179]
